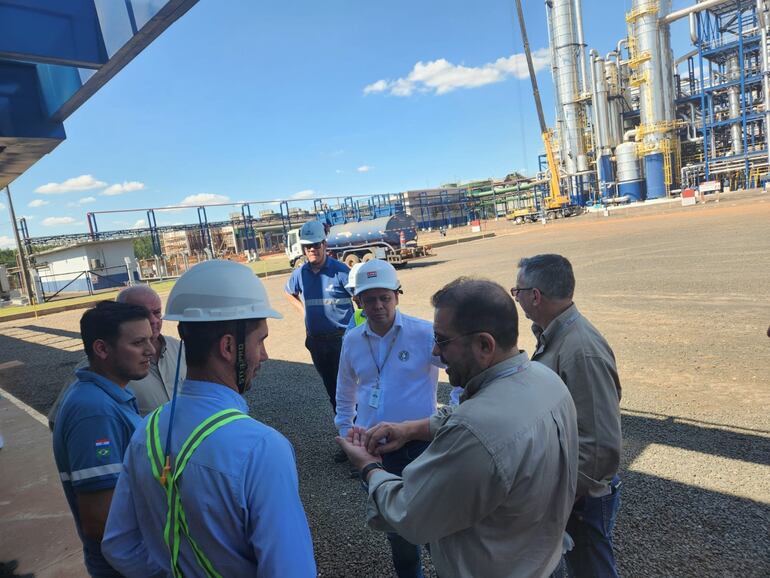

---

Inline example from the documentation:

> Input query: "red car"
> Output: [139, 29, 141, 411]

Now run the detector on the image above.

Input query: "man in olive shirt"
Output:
[49, 285, 186, 428]
[514, 254, 622, 578]
[337, 278, 578, 578]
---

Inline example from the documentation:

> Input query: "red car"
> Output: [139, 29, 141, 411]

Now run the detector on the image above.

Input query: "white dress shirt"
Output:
[335, 310, 440, 436]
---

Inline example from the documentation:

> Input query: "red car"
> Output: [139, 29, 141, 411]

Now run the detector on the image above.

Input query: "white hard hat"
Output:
[299, 220, 327, 245]
[164, 260, 283, 322]
[354, 259, 400, 295]
[344, 262, 364, 294]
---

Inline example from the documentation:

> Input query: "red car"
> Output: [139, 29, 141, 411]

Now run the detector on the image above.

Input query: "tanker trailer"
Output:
[285, 214, 431, 269]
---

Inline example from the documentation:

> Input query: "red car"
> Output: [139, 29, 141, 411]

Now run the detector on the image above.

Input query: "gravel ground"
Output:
[1, 194, 769, 577]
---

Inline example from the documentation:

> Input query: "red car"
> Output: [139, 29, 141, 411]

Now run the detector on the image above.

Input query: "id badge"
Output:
[368, 387, 381, 409]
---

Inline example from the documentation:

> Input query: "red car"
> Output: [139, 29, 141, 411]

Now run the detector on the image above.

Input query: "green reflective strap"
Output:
[146, 409, 163, 483]
[179, 505, 223, 578]
[354, 308, 366, 327]
[172, 412, 249, 485]
[157, 408, 248, 578]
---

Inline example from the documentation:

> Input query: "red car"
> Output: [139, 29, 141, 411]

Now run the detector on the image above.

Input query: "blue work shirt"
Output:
[285, 256, 353, 335]
[102, 380, 316, 578]
[52, 368, 142, 578]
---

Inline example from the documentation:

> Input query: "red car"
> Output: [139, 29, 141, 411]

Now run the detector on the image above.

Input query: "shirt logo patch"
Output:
[398, 350, 409, 362]
[95, 438, 111, 458]
[367, 271, 377, 278]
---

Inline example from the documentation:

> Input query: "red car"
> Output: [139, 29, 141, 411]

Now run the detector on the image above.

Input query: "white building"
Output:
[32, 238, 136, 295]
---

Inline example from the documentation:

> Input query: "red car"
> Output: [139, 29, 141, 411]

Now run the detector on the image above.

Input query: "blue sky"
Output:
[1, 0, 694, 246]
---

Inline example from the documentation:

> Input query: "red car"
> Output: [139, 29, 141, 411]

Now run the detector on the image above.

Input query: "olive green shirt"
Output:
[365, 353, 578, 578]
[531, 304, 622, 498]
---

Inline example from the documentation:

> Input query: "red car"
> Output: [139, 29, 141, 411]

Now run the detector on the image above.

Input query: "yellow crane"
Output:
[513, 0, 571, 213]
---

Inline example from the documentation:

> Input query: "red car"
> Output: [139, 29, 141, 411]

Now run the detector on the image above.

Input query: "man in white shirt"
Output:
[335, 259, 439, 578]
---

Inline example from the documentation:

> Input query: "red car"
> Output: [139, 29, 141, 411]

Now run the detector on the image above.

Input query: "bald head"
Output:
[117, 285, 162, 340]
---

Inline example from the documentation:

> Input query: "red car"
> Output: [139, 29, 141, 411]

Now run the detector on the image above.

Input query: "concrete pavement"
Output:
[0, 389, 87, 578]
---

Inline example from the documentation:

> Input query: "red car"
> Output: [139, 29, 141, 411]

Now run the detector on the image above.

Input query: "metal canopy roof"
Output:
[0, 0, 198, 190]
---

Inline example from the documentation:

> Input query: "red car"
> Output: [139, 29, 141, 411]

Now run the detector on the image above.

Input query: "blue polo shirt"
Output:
[52, 368, 142, 578]
[285, 256, 353, 335]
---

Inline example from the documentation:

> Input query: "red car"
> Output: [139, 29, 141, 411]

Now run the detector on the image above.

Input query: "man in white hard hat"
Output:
[102, 260, 316, 578]
[335, 259, 441, 578]
[285, 220, 353, 462]
[48, 285, 187, 429]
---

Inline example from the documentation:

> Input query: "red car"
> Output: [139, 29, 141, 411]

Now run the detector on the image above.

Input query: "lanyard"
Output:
[365, 326, 401, 388]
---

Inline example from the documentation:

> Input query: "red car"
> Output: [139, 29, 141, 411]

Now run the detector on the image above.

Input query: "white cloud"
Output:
[0, 235, 15, 249]
[102, 181, 145, 196]
[28, 199, 49, 208]
[35, 174, 106, 194]
[179, 193, 230, 206]
[78, 196, 96, 205]
[335, 169, 343, 174]
[0, 202, 5, 210]
[357, 165, 372, 173]
[292, 189, 316, 200]
[132, 219, 147, 229]
[42, 216, 76, 227]
[364, 48, 551, 96]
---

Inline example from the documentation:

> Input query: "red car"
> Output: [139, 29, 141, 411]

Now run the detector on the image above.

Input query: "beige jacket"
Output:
[532, 304, 622, 498]
[366, 353, 578, 578]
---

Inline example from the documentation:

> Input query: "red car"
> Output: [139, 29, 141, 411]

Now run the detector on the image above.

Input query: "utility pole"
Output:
[4, 186, 34, 304]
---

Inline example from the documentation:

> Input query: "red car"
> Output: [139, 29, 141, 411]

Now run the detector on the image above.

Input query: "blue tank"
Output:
[599, 155, 615, 199]
[618, 180, 643, 202]
[644, 153, 666, 200]
[326, 214, 418, 248]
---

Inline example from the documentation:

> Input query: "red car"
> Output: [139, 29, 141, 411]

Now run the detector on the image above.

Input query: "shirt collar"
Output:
[179, 379, 249, 413]
[462, 351, 530, 400]
[534, 303, 579, 347]
[362, 309, 403, 338]
[75, 368, 136, 405]
[156, 334, 168, 359]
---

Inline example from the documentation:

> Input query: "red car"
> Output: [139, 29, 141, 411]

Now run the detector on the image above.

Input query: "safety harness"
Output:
[146, 407, 249, 578]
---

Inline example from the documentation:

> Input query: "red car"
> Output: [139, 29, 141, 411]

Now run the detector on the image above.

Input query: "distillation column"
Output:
[548, 0, 589, 201]
[628, 0, 676, 199]
[591, 50, 614, 197]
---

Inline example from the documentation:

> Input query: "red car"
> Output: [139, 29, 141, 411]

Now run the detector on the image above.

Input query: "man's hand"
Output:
[336, 427, 381, 472]
[365, 421, 413, 455]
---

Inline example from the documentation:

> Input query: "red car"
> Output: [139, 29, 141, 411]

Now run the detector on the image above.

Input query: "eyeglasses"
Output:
[510, 287, 535, 298]
[433, 331, 480, 349]
[303, 242, 324, 250]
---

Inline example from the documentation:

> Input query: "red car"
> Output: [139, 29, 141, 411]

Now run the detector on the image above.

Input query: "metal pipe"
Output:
[574, 0, 589, 94]
[728, 55, 743, 155]
[4, 186, 34, 304]
[758, 0, 770, 169]
[624, 129, 638, 141]
[662, 0, 734, 24]
[689, 12, 698, 44]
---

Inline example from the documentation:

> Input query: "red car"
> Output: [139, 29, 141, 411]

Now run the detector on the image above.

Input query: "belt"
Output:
[307, 330, 346, 341]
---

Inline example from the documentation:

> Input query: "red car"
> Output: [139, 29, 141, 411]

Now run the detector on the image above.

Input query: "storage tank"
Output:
[326, 214, 418, 248]
[644, 153, 666, 199]
[615, 142, 644, 201]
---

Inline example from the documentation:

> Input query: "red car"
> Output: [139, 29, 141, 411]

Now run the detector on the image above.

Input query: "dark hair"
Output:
[431, 277, 518, 349]
[80, 301, 151, 360]
[517, 254, 575, 300]
[179, 319, 262, 368]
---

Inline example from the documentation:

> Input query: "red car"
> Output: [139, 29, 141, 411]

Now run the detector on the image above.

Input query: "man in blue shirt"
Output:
[103, 260, 316, 578]
[52, 300, 155, 577]
[336, 259, 441, 578]
[285, 220, 353, 413]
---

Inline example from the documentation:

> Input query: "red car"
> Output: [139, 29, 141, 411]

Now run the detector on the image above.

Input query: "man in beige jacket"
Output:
[338, 277, 578, 578]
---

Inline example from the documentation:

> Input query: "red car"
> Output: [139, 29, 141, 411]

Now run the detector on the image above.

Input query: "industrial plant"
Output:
[5, 0, 768, 304]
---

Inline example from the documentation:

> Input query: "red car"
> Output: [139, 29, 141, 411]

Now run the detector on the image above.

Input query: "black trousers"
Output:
[305, 332, 344, 410]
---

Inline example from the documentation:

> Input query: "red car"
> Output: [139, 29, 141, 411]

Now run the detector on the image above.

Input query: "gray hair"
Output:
[431, 277, 518, 349]
[517, 254, 575, 300]
[116, 284, 160, 304]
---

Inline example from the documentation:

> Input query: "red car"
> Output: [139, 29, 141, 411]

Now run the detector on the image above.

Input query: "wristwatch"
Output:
[359, 462, 385, 490]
